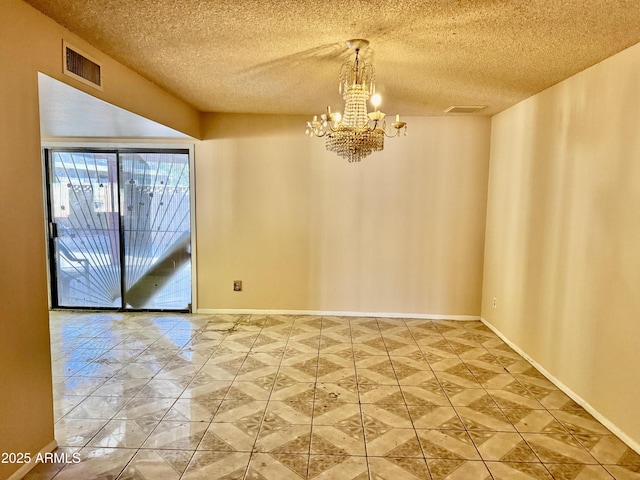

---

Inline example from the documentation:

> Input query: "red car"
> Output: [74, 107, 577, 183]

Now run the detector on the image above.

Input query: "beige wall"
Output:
[196, 114, 491, 316]
[482, 42, 640, 447]
[0, 2, 198, 478]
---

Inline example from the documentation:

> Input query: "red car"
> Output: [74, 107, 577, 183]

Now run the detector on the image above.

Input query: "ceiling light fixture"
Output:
[305, 39, 407, 163]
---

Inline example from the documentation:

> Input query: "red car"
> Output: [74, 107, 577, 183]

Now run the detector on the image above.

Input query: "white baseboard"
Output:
[481, 317, 640, 455]
[7, 440, 58, 480]
[196, 308, 480, 321]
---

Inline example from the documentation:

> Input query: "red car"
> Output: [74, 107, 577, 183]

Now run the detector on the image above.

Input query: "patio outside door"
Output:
[46, 149, 192, 311]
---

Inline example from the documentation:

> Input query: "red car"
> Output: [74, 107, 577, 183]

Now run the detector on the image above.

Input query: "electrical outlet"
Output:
[233, 280, 242, 292]
[493, 296, 497, 309]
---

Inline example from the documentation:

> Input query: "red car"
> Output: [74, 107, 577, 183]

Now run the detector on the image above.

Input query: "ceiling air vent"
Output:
[444, 105, 486, 114]
[63, 41, 103, 90]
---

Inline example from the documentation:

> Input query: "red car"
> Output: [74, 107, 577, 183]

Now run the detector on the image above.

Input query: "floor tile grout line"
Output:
[148, 313, 247, 479]
[383, 319, 473, 473]
[401, 319, 507, 477]
[345, 316, 372, 466]
[378, 321, 425, 418]
[386, 318, 439, 478]
[298, 314, 327, 478]
[81, 314, 214, 477]
[461, 331, 607, 461]
[453, 323, 599, 475]
[305, 314, 328, 479]
[193, 314, 266, 460]
[303, 315, 340, 475]
[68, 317, 199, 457]
[111, 316, 224, 452]
[402, 317, 472, 450]
[240, 314, 309, 479]
[187, 323, 251, 476]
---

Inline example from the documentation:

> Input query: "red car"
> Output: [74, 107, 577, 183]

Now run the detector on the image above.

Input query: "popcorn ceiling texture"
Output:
[24, 0, 640, 116]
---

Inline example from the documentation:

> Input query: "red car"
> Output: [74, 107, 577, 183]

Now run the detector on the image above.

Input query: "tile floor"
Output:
[24, 311, 640, 479]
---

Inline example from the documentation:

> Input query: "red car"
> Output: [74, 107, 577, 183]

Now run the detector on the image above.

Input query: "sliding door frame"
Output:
[42, 142, 197, 312]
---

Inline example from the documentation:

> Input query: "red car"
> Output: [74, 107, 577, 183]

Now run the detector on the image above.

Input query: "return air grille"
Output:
[444, 105, 487, 114]
[63, 41, 103, 90]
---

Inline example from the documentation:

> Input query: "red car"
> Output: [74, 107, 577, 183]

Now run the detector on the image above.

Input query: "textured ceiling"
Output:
[25, 0, 640, 116]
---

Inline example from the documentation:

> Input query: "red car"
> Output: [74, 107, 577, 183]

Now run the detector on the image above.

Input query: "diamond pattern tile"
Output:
[25, 311, 638, 480]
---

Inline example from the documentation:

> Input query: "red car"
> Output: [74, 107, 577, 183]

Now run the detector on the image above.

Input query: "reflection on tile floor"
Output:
[24, 312, 640, 479]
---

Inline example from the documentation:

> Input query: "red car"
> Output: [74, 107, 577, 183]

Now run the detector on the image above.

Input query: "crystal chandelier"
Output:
[305, 39, 407, 163]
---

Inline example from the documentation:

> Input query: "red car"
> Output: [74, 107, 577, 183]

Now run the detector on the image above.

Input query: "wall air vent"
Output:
[444, 105, 487, 114]
[62, 41, 103, 90]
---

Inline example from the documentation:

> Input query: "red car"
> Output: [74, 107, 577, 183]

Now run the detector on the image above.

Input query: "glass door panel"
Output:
[49, 151, 122, 308]
[120, 152, 191, 310]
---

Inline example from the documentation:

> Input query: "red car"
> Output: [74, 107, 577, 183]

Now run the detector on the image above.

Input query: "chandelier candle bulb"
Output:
[396, 114, 400, 122]
[371, 93, 382, 111]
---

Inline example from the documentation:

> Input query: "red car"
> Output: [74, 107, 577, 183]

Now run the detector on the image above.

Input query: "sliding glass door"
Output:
[120, 152, 191, 309]
[46, 149, 192, 311]
[48, 151, 120, 308]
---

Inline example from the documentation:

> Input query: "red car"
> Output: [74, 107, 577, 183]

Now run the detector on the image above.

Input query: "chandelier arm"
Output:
[308, 127, 328, 137]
